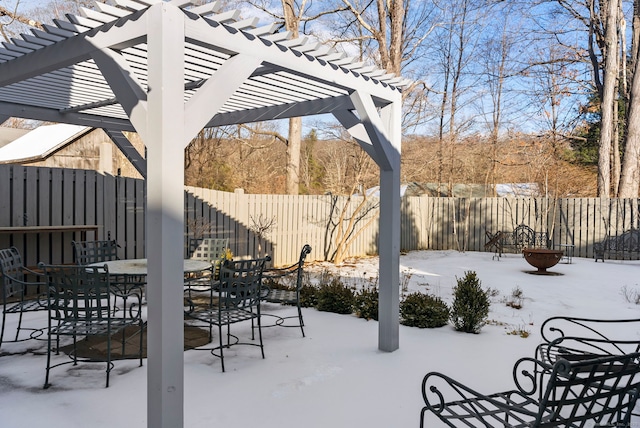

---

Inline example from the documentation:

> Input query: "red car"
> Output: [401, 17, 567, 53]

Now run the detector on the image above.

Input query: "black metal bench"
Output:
[594, 229, 640, 262]
[420, 351, 640, 427]
[536, 316, 640, 369]
[485, 224, 550, 259]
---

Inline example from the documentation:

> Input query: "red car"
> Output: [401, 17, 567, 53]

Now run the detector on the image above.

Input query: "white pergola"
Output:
[0, 1, 406, 426]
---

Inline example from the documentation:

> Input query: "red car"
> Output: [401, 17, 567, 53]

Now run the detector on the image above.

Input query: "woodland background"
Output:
[0, 0, 634, 198]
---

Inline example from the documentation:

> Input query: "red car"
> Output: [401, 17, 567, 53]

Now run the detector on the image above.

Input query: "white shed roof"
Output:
[0, 124, 89, 163]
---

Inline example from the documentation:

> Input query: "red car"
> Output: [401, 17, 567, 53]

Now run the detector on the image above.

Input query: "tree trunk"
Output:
[286, 116, 301, 194]
[598, 0, 620, 197]
[619, 33, 640, 197]
[282, 0, 301, 195]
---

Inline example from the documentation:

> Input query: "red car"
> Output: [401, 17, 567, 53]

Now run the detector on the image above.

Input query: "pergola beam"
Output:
[183, 53, 262, 145]
[103, 128, 147, 177]
[208, 94, 357, 127]
[0, 101, 136, 131]
[91, 47, 149, 141]
[184, 16, 397, 103]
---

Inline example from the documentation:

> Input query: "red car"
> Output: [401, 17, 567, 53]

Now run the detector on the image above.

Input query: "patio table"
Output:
[89, 259, 211, 276]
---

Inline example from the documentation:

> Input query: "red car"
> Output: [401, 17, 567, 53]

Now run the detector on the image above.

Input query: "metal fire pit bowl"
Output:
[522, 248, 564, 275]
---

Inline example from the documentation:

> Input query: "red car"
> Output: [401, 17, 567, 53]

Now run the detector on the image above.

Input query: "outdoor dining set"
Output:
[0, 238, 312, 388]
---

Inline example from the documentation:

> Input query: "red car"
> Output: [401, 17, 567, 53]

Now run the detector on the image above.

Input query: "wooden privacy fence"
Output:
[2, 164, 640, 266]
[401, 196, 640, 258]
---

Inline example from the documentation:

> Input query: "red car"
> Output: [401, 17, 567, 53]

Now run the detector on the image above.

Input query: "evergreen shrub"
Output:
[399, 292, 449, 328]
[450, 271, 490, 333]
[354, 287, 379, 320]
[315, 278, 355, 314]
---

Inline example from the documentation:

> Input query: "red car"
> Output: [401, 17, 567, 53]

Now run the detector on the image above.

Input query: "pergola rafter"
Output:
[0, 1, 405, 427]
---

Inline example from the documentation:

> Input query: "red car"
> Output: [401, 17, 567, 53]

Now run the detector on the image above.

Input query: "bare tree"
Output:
[597, 0, 621, 197]
[0, 1, 41, 42]
[334, 0, 438, 132]
[240, 0, 346, 195]
[619, 0, 640, 197]
[428, 0, 487, 189]
[281, 0, 302, 195]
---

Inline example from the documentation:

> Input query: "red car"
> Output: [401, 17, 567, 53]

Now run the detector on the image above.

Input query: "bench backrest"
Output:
[600, 229, 640, 252]
[500, 224, 549, 251]
[535, 352, 640, 426]
[539, 316, 640, 357]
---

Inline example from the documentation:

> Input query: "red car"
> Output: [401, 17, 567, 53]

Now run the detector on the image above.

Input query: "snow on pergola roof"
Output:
[0, 2, 403, 428]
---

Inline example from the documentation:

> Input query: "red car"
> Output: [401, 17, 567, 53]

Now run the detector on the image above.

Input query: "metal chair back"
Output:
[0, 247, 26, 299]
[0, 246, 47, 346]
[219, 257, 269, 311]
[189, 238, 229, 264]
[40, 263, 142, 388]
[72, 240, 119, 265]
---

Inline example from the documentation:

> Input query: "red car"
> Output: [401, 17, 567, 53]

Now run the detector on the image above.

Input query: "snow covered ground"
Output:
[1, 250, 639, 427]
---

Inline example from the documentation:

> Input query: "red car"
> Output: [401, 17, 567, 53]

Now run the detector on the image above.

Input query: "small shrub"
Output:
[299, 284, 319, 308]
[400, 270, 413, 293]
[400, 292, 450, 328]
[505, 286, 524, 309]
[316, 278, 355, 314]
[263, 277, 293, 291]
[506, 324, 531, 338]
[621, 285, 640, 304]
[354, 287, 379, 320]
[485, 287, 500, 298]
[450, 271, 490, 334]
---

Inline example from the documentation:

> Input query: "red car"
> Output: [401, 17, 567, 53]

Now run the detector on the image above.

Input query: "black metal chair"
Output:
[186, 256, 270, 372]
[184, 238, 229, 297]
[71, 240, 119, 265]
[40, 264, 143, 388]
[261, 244, 311, 337]
[0, 246, 47, 349]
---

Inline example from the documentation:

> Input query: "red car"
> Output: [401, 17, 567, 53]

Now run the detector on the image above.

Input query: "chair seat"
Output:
[189, 307, 258, 326]
[51, 320, 112, 336]
[264, 289, 296, 304]
[51, 319, 140, 336]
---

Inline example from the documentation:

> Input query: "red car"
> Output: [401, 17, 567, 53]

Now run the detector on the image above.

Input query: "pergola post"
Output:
[144, 4, 186, 428]
[336, 90, 402, 351]
[377, 99, 402, 352]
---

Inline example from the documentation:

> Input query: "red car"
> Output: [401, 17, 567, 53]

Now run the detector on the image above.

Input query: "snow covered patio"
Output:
[1, 250, 639, 427]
